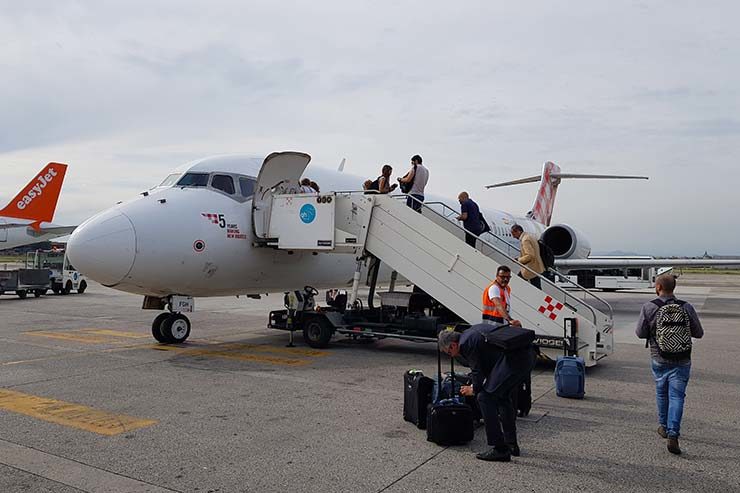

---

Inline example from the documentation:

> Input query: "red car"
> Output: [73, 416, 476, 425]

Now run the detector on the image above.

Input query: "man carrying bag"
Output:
[438, 323, 537, 462]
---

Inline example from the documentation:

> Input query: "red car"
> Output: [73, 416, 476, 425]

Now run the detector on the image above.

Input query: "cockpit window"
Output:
[158, 173, 181, 187]
[177, 173, 209, 187]
[211, 174, 235, 195]
[239, 177, 256, 197]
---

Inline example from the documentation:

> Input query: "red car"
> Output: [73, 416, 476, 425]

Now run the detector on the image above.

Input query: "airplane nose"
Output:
[67, 209, 136, 286]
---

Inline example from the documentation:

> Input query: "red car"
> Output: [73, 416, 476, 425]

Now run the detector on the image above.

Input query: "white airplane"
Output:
[0, 163, 76, 250]
[66, 152, 740, 343]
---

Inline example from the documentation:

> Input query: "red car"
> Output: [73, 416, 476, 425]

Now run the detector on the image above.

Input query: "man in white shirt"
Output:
[398, 154, 429, 212]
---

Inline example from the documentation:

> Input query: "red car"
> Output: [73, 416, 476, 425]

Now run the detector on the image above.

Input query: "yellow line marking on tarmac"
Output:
[150, 344, 314, 366]
[0, 389, 157, 436]
[24, 329, 148, 344]
[210, 342, 330, 358]
[24, 332, 110, 344]
[79, 329, 149, 339]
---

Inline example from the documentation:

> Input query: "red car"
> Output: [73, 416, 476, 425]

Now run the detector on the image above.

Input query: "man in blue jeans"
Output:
[636, 274, 703, 455]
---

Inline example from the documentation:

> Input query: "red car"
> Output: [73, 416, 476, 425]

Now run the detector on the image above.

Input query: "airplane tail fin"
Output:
[0, 163, 68, 225]
[485, 162, 647, 226]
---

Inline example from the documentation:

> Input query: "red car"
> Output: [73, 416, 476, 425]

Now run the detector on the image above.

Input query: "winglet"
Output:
[0, 163, 68, 223]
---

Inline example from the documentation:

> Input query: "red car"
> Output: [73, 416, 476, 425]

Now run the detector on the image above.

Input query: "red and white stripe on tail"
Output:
[530, 161, 561, 226]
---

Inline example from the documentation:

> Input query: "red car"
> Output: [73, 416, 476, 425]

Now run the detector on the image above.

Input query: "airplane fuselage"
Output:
[68, 155, 546, 298]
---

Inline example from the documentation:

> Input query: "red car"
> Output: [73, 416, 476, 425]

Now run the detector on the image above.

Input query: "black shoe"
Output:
[506, 442, 521, 457]
[657, 426, 668, 439]
[476, 447, 511, 462]
[667, 437, 681, 455]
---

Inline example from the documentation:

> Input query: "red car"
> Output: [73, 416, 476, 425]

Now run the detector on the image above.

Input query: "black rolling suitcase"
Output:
[426, 347, 474, 446]
[403, 370, 434, 429]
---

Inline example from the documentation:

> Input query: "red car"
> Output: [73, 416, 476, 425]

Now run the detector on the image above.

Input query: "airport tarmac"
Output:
[0, 274, 738, 492]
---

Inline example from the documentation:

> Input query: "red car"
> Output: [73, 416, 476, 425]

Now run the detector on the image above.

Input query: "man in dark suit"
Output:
[438, 325, 536, 462]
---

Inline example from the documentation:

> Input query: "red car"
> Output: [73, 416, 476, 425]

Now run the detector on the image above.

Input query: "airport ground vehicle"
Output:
[269, 283, 466, 348]
[26, 249, 87, 295]
[0, 268, 51, 298]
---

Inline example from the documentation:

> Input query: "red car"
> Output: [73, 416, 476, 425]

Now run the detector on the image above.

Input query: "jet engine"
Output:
[540, 224, 591, 259]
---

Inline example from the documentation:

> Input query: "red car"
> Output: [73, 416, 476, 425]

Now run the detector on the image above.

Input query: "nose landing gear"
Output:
[146, 295, 193, 344]
[152, 312, 192, 343]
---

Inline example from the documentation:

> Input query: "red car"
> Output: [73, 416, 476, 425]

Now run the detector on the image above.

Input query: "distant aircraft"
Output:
[0, 163, 76, 250]
[66, 153, 740, 343]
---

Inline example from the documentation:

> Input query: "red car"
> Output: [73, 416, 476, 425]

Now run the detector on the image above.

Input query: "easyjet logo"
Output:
[16, 168, 58, 210]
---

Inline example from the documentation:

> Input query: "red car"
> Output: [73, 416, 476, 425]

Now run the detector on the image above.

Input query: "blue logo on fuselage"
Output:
[300, 204, 316, 224]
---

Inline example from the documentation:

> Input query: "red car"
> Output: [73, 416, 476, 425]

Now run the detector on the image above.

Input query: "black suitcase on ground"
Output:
[403, 370, 434, 429]
[513, 375, 532, 417]
[426, 348, 474, 446]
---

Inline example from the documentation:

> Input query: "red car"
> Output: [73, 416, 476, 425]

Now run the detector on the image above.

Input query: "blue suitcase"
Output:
[554, 356, 585, 399]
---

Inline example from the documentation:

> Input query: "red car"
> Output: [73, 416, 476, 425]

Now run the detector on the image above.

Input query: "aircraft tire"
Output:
[78, 281, 87, 294]
[34, 289, 43, 298]
[302, 317, 332, 348]
[17, 290, 27, 299]
[151, 313, 171, 343]
[161, 314, 191, 343]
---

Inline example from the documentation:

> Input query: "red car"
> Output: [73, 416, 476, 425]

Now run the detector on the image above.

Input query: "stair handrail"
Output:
[391, 194, 613, 325]
[423, 201, 521, 258]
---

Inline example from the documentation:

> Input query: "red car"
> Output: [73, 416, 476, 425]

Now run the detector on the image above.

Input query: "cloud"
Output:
[1, 1, 739, 255]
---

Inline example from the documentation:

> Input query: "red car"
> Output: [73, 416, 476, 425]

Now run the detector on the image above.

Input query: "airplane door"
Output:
[252, 151, 311, 239]
[0, 219, 6, 242]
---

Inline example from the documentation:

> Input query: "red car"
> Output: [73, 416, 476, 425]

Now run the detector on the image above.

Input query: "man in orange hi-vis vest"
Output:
[482, 265, 522, 327]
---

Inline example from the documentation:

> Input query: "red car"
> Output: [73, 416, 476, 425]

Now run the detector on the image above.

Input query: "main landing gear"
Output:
[145, 295, 193, 344]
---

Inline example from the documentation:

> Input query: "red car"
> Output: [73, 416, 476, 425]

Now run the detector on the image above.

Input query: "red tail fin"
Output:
[530, 161, 561, 226]
[0, 163, 68, 223]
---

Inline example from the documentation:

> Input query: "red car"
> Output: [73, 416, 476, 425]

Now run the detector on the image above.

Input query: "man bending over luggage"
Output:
[438, 326, 536, 462]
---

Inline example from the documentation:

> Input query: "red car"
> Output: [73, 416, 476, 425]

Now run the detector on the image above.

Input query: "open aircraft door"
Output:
[252, 151, 311, 240]
[0, 219, 7, 242]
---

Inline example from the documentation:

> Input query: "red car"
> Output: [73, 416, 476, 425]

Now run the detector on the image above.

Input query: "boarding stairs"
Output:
[250, 152, 613, 365]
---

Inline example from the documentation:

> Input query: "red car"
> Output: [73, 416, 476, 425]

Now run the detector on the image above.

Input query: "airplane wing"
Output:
[556, 258, 740, 268]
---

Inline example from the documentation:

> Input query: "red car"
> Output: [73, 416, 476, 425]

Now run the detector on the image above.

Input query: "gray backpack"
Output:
[650, 299, 692, 360]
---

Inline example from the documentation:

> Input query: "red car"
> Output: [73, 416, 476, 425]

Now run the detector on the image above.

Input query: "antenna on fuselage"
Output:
[338, 158, 346, 172]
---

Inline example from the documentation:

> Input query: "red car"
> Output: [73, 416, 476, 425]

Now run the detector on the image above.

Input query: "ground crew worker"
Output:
[482, 265, 522, 327]
[511, 224, 545, 289]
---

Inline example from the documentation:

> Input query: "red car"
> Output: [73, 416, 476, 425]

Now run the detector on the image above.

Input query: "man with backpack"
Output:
[398, 154, 428, 212]
[438, 323, 537, 462]
[636, 273, 704, 455]
[456, 191, 484, 247]
[511, 224, 545, 289]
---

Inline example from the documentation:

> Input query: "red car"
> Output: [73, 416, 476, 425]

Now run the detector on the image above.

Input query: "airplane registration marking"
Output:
[150, 343, 327, 366]
[0, 388, 157, 436]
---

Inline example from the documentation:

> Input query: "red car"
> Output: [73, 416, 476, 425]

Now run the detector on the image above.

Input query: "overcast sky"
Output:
[1, 1, 738, 255]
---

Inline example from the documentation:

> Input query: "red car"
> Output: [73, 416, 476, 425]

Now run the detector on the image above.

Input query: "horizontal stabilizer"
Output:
[485, 172, 648, 189]
[35, 225, 77, 235]
[0, 223, 76, 234]
[556, 258, 740, 268]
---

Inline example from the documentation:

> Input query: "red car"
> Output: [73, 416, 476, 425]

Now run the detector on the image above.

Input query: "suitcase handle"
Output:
[436, 337, 460, 403]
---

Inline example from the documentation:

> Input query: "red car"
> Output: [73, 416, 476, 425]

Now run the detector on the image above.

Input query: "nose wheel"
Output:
[152, 313, 191, 343]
